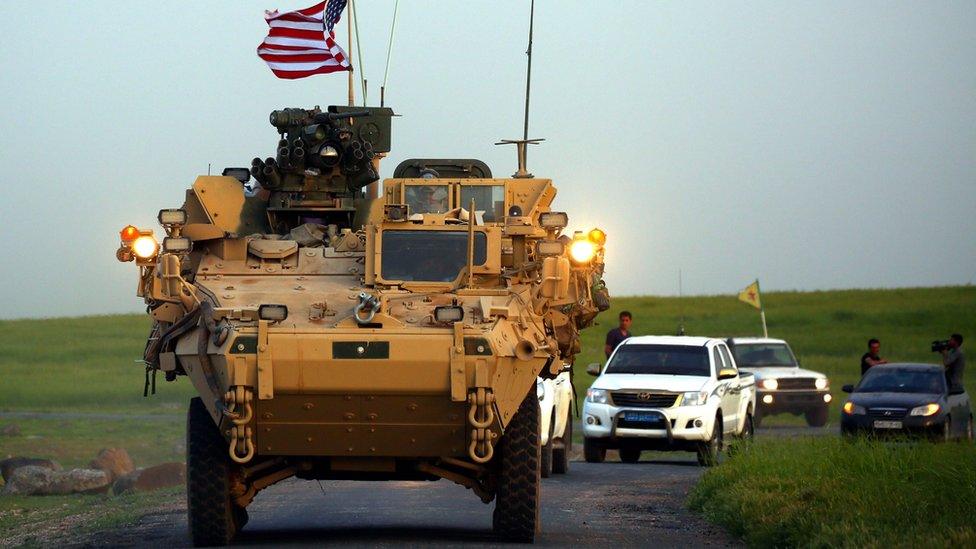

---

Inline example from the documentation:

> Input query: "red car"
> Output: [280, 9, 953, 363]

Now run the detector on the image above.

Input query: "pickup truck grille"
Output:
[610, 392, 679, 408]
[775, 378, 818, 391]
[867, 407, 908, 419]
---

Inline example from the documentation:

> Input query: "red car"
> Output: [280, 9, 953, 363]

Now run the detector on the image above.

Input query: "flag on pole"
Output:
[258, 1, 351, 79]
[738, 280, 762, 310]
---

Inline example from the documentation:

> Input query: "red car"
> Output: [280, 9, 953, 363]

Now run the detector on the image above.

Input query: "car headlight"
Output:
[842, 401, 866, 415]
[586, 388, 609, 404]
[681, 390, 709, 406]
[760, 378, 779, 391]
[815, 378, 829, 390]
[909, 403, 940, 417]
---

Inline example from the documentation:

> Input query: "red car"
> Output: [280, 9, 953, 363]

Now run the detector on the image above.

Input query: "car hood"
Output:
[592, 373, 708, 393]
[739, 366, 825, 380]
[849, 392, 944, 408]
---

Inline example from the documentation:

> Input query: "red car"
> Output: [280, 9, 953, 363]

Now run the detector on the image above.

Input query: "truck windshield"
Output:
[731, 343, 797, 367]
[605, 344, 710, 377]
[381, 230, 487, 282]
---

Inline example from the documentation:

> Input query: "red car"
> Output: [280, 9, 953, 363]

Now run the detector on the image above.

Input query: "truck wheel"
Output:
[492, 391, 540, 542]
[551, 410, 572, 475]
[540, 413, 554, 479]
[583, 438, 606, 463]
[805, 406, 829, 427]
[696, 414, 723, 467]
[186, 397, 241, 547]
[739, 412, 755, 440]
[619, 447, 641, 463]
[753, 408, 764, 428]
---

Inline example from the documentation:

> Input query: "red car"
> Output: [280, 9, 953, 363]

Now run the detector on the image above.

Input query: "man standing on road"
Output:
[860, 338, 888, 376]
[942, 334, 965, 394]
[605, 311, 632, 358]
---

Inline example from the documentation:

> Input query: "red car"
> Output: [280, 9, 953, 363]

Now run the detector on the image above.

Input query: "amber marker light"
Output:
[120, 225, 140, 242]
[842, 401, 855, 415]
[588, 228, 607, 246]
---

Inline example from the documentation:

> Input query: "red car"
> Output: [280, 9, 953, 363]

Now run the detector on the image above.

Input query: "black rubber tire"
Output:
[583, 438, 606, 463]
[540, 411, 554, 479]
[551, 409, 571, 475]
[697, 415, 723, 467]
[492, 390, 540, 543]
[805, 406, 830, 427]
[753, 408, 764, 428]
[619, 447, 641, 463]
[187, 397, 239, 547]
[740, 412, 755, 440]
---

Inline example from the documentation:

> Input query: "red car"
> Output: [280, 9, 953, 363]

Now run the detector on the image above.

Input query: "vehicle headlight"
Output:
[815, 378, 829, 390]
[131, 235, 159, 259]
[760, 378, 779, 391]
[569, 240, 595, 264]
[909, 403, 940, 417]
[586, 388, 609, 404]
[842, 401, 866, 415]
[681, 390, 709, 406]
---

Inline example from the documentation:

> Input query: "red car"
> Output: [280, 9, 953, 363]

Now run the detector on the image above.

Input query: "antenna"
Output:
[496, 0, 543, 178]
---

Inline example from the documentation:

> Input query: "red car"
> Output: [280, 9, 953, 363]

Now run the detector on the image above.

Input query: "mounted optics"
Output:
[434, 305, 464, 323]
[258, 304, 289, 322]
[539, 211, 568, 229]
[163, 237, 192, 254]
[157, 208, 188, 226]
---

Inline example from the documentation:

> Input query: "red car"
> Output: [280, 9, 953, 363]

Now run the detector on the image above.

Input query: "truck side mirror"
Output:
[842, 384, 854, 393]
[586, 363, 601, 376]
[717, 368, 738, 380]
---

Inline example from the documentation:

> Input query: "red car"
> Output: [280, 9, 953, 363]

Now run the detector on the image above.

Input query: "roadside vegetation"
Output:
[689, 437, 976, 547]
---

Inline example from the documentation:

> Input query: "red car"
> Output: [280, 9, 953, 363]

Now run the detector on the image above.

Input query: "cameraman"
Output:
[942, 334, 965, 394]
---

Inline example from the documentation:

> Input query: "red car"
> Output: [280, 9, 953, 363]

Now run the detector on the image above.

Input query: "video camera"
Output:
[931, 339, 951, 353]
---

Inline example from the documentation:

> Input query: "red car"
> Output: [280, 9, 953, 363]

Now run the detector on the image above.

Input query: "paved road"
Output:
[93, 458, 737, 548]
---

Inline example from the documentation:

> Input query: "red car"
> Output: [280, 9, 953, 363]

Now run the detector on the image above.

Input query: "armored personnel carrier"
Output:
[116, 105, 610, 545]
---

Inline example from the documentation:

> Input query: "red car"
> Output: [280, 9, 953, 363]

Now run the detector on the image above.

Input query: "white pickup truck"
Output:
[582, 336, 756, 466]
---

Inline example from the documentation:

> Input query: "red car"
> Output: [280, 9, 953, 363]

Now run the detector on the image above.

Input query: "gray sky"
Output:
[0, 1, 973, 319]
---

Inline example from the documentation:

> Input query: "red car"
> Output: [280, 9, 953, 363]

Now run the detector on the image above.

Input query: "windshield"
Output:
[460, 185, 505, 222]
[381, 230, 487, 282]
[605, 344, 710, 377]
[405, 184, 450, 214]
[731, 343, 797, 367]
[857, 369, 945, 394]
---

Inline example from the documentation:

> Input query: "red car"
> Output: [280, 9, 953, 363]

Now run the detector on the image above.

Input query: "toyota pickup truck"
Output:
[726, 337, 831, 426]
[582, 336, 756, 466]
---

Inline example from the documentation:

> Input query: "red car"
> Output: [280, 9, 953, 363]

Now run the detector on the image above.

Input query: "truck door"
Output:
[718, 343, 742, 433]
[713, 345, 739, 433]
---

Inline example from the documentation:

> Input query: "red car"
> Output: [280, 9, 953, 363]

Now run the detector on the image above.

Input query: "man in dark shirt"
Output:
[942, 333, 966, 394]
[605, 311, 632, 358]
[860, 338, 887, 376]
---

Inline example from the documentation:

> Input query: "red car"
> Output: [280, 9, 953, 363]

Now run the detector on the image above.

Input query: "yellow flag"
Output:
[738, 280, 762, 310]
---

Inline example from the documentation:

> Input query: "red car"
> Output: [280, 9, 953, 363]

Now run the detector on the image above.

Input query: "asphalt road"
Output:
[92, 456, 737, 548]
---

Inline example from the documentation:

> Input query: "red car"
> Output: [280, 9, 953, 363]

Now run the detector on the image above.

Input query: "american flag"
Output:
[257, 1, 351, 79]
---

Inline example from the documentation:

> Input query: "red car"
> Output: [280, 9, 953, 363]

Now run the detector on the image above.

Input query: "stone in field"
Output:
[89, 448, 135, 482]
[1, 466, 111, 495]
[0, 457, 61, 483]
[113, 462, 186, 494]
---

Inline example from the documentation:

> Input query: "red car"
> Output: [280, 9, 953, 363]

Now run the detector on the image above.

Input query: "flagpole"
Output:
[757, 278, 768, 337]
[347, 1, 354, 106]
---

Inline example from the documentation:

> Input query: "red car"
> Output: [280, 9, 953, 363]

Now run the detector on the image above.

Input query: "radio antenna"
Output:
[496, 0, 543, 178]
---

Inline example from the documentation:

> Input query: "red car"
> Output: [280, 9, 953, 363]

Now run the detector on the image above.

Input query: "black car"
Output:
[841, 363, 972, 440]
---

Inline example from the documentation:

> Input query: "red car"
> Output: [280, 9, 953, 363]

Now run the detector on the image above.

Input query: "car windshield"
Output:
[380, 230, 487, 282]
[857, 369, 945, 394]
[605, 344, 710, 377]
[731, 343, 797, 367]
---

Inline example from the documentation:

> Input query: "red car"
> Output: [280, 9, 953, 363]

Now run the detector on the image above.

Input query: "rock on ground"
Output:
[89, 448, 135, 482]
[2, 465, 111, 496]
[0, 457, 61, 483]
[113, 462, 186, 495]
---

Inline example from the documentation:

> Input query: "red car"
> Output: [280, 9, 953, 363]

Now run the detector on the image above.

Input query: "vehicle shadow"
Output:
[237, 525, 497, 546]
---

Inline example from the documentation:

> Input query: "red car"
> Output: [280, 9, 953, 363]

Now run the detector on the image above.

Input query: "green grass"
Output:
[572, 286, 976, 424]
[688, 437, 976, 547]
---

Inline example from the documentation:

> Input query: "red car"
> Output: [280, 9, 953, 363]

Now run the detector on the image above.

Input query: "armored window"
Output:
[381, 230, 487, 282]
[404, 184, 451, 215]
[460, 185, 505, 222]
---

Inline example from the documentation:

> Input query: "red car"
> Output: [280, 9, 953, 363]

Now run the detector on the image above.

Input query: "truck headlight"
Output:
[842, 401, 866, 415]
[131, 235, 159, 259]
[681, 390, 709, 406]
[569, 240, 595, 264]
[586, 388, 609, 404]
[815, 378, 829, 390]
[909, 403, 940, 417]
[760, 378, 779, 391]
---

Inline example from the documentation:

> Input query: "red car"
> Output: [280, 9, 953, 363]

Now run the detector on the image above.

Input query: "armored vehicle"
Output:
[116, 105, 610, 545]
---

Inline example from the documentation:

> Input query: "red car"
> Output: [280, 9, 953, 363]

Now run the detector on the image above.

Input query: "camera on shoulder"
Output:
[931, 339, 951, 353]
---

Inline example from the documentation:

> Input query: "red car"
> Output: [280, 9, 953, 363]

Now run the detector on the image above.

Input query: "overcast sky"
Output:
[0, 1, 973, 319]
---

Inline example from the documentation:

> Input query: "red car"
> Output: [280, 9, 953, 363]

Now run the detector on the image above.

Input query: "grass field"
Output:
[689, 437, 976, 547]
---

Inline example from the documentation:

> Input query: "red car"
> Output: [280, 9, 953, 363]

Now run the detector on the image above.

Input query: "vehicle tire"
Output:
[619, 447, 641, 464]
[753, 408, 764, 428]
[967, 416, 974, 442]
[696, 414, 723, 467]
[805, 406, 829, 427]
[186, 397, 240, 547]
[492, 390, 540, 543]
[583, 438, 606, 463]
[551, 409, 571, 475]
[540, 412, 554, 479]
